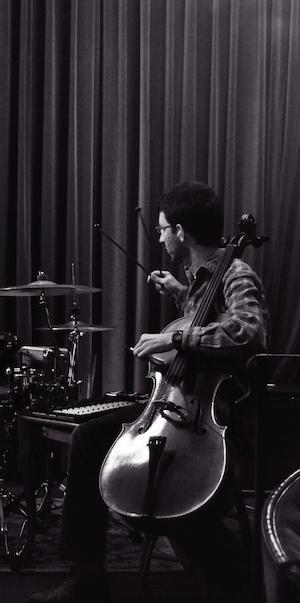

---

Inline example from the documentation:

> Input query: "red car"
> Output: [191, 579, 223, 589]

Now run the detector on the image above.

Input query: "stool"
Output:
[132, 475, 253, 603]
[261, 469, 300, 603]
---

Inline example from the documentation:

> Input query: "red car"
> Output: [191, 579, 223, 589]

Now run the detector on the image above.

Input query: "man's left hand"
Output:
[132, 333, 173, 358]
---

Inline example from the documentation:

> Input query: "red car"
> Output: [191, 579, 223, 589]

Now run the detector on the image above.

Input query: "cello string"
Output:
[156, 234, 246, 395]
[189, 245, 235, 328]
[162, 248, 232, 386]
[164, 245, 236, 387]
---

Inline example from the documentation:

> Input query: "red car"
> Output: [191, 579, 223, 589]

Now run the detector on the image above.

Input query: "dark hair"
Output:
[158, 181, 223, 246]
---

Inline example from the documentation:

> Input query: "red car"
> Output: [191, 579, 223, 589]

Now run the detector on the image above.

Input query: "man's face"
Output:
[157, 211, 188, 263]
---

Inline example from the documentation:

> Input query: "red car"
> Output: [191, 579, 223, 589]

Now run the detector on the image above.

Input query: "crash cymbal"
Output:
[36, 321, 114, 332]
[0, 279, 101, 297]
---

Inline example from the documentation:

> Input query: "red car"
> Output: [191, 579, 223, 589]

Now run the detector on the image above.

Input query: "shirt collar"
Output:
[184, 248, 224, 284]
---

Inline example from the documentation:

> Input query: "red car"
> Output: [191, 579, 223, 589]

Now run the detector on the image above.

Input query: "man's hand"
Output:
[132, 332, 173, 358]
[147, 270, 185, 296]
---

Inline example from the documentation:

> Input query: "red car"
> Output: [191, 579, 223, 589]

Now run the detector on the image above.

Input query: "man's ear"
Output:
[176, 223, 185, 242]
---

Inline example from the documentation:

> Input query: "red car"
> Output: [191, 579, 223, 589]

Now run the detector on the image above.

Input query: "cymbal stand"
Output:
[0, 404, 30, 569]
[21, 282, 72, 549]
[38, 289, 62, 372]
[65, 263, 83, 401]
[29, 272, 82, 534]
[66, 324, 83, 394]
[38, 286, 70, 402]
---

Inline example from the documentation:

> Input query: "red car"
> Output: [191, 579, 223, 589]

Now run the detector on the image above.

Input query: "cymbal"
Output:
[36, 321, 114, 333]
[0, 279, 101, 297]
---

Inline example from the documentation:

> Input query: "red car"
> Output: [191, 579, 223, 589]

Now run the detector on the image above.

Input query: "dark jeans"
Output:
[59, 404, 253, 599]
[60, 404, 142, 566]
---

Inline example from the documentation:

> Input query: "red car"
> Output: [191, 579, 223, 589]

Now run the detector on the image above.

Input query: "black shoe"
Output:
[27, 568, 110, 603]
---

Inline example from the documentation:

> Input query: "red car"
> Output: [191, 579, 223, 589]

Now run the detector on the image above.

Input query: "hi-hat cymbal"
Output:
[0, 279, 101, 297]
[35, 321, 114, 333]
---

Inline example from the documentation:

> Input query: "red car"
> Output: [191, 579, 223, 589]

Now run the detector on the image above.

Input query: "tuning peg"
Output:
[252, 235, 270, 247]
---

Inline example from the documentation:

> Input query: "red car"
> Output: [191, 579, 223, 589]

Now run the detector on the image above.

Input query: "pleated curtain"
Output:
[0, 0, 300, 395]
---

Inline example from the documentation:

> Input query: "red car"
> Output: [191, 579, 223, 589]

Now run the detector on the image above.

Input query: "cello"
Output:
[99, 214, 267, 520]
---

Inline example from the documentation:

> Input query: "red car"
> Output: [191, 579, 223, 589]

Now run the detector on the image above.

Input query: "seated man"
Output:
[28, 181, 270, 603]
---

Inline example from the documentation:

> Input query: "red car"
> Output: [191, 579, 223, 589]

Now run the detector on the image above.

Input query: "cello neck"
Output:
[166, 212, 266, 383]
[190, 244, 236, 329]
[165, 243, 237, 384]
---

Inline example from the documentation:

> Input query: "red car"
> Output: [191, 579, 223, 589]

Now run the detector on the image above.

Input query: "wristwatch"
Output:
[172, 330, 183, 351]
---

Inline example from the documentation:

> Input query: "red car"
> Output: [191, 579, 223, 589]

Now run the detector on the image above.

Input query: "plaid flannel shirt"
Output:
[174, 248, 270, 358]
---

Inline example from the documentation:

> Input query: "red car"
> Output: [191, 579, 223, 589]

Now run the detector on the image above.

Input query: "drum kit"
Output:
[0, 271, 114, 410]
[0, 271, 113, 567]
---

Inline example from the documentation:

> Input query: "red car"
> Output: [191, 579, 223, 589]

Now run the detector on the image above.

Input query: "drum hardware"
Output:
[29, 271, 91, 407]
[0, 269, 102, 397]
[0, 332, 20, 381]
[34, 326, 114, 397]
[0, 269, 102, 405]
[0, 272, 81, 399]
[0, 332, 20, 353]
[19, 345, 68, 364]
[0, 401, 31, 570]
[34, 322, 114, 401]
[0, 270, 107, 567]
[9, 367, 69, 414]
[19, 345, 69, 382]
[30, 267, 113, 401]
[17, 264, 114, 400]
[60, 269, 92, 399]
[8, 345, 70, 414]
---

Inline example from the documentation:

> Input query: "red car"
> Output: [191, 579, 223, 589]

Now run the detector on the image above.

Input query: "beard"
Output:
[168, 240, 189, 266]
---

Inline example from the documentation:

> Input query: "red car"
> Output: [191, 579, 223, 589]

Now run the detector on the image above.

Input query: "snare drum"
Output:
[18, 346, 68, 377]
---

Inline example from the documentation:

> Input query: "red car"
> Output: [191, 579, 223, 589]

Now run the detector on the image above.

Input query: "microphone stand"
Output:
[134, 206, 152, 247]
[94, 224, 150, 276]
[94, 219, 165, 279]
[135, 207, 165, 278]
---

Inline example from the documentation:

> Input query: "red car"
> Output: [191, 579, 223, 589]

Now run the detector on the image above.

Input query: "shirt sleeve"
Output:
[181, 263, 269, 356]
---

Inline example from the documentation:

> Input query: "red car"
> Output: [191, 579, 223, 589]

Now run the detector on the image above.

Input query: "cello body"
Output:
[99, 315, 230, 520]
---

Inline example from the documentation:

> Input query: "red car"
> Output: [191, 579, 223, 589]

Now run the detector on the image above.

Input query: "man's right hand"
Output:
[147, 270, 185, 296]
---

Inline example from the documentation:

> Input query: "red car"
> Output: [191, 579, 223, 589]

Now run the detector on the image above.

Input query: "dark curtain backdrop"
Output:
[0, 0, 300, 398]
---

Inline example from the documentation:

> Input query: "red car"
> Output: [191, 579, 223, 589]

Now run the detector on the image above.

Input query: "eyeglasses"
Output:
[155, 225, 172, 235]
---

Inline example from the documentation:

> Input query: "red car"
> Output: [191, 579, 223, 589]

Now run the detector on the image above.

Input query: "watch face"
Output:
[172, 331, 183, 349]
